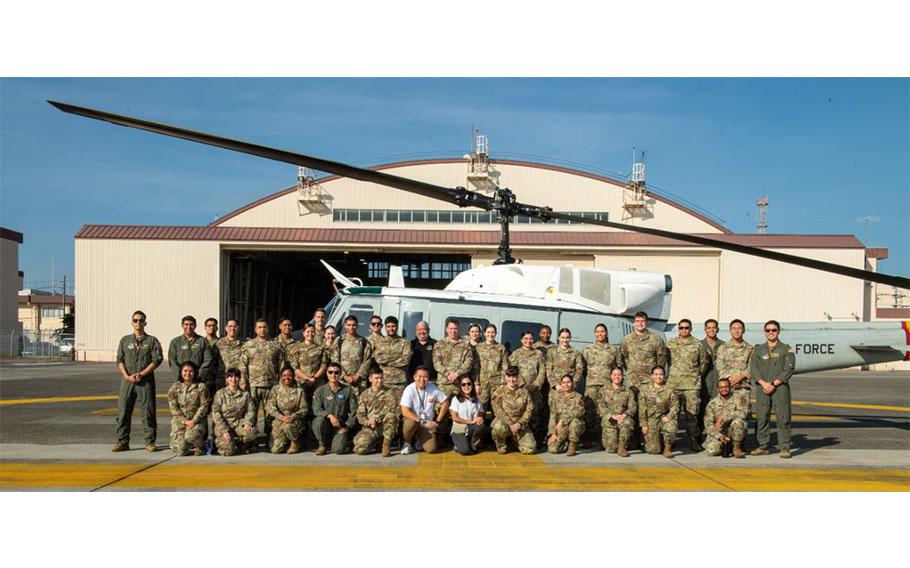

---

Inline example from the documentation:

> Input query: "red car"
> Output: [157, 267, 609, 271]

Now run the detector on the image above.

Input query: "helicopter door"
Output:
[380, 297, 402, 335]
[348, 300, 381, 338]
[398, 298, 430, 339]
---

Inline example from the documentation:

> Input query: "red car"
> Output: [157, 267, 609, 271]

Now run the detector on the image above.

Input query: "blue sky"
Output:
[1, 77, 907, 292]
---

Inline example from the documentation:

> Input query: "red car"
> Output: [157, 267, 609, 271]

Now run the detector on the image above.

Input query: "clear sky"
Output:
[1, 77, 907, 292]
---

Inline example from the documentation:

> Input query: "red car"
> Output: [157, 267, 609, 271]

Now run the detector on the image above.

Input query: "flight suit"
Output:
[115, 333, 163, 447]
[311, 383, 358, 454]
[750, 341, 796, 452]
[167, 333, 213, 384]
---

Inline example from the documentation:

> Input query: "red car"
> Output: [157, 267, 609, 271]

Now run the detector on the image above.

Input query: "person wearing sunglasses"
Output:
[311, 362, 358, 455]
[367, 316, 385, 370]
[449, 375, 487, 455]
[749, 320, 796, 458]
[667, 318, 710, 452]
[547, 375, 585, 456]
[113, 310, 163, 452]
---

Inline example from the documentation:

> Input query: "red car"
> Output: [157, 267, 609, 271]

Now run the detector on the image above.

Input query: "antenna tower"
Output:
[854, 216, 879, 243]
[756, 196, 769, 234]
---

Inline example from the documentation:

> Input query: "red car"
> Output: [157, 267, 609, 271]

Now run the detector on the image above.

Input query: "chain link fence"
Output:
[0, 330, 74, 359]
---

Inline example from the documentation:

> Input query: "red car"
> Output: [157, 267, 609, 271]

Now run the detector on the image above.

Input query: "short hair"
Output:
[278, 317, 293, 326]
[279, 364, 295, 377]
[344, 315, 358, 324]
[225, 319, 239, 327]
[651, 365, 665, 374]
[369, 369, 384, 379]
[313, 307, 327, 315]
[505, 366, 520, 377]
[225, 367, 241, 379]
[370, 315, 382, 323]
[729, 319, 745, 329]
[764, 320, 781, 330]
[539, 324, 552, 333]
[446, 318, 460, 327]
[132, 310, 147, 320]
[204, 317, 218, 326]
[326, 361, 342, 372]
[678, 318, 692, 327]
[254, 318, 269, 326]
[704, 318, 719, 328]
[716, 377, 731, 387]
[384, 315, 399, 325]
[181, 315, 197, 325]
[415, 320, 430, 330]
[633, 311, 649, 320]
[413, 365, 431, 376]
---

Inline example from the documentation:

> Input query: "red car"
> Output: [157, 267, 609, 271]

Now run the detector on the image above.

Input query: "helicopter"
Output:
[49, 101, 910, 373]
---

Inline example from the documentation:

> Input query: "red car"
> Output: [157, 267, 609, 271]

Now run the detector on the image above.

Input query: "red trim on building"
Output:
[207, 157, 732, 233]
[866, 247, 889, 259]
[877, 308, 910, 319]
[1, 227, 24, 243]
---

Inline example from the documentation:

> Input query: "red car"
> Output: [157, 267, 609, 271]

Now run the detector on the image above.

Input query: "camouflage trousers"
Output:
[704, 418, 747, 456]
[479, 379, 504, 408]
[169, 417, 207, 455]
[643, 416, 678, 454]
[249, 385, 274, 439]
[353, 414, 399, 455]
[583, 385, 605, 445]
[674, 389, 701, 441]
[311, 416, 352, 455]
[547, 418, 585, 454]
[491, 419, 537, 455]
[269, 415, 305, 453]
[531, 388, 548, 443]
[733, 385, 752, 415]
[601, 415, 635, 453]
[214, 422, 257, 456]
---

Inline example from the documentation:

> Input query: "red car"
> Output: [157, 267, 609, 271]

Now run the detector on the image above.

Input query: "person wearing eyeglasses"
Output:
[749, 320, 796, 458]
[400, 366, 451, 455]
[547, 375, 586, 456]
[667, 318, 710, 452]
[311, 362, 358, 455]
[367, 315, 385, 371]
[167, 361, 211, 456]
[113, 310, 163, 452]
[449, 375, 487, 455]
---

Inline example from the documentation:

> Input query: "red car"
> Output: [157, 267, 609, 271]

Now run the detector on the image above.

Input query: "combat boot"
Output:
[617, 443, 628, 458]
[382, 438, 392, 457]
[111, 442, 128, 452]
[689, 438, 703, 452]
[145, 443, 157, 453]
[662, 440, 674, 458]
[750, 447, 769, 456]
[567, 442, 577, 457]
[193, 448, 203, 456]
[315, 445, 327, 456]
[287, 441, 300, 454]
[733, 440, 745, 459]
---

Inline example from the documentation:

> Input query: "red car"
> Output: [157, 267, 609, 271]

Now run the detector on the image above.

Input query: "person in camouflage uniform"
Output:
[240, 319, 283, 444]
[533, 325, 557, 361]
[547, 375, 585, 456]
[510, 330, 548, 443]
[167, 361, 211, 456]
[667, 318, 710, 451]
[212, 368, 258, 456]
[311, 362, 358, 455]
[639, 366, 679, 458]
[214, 319, 244, 392]
[596, 367, 637, 457]
[698, 318, 725, 440]
[704, 378, 748, 458]
[265, 366, 308, 454]
[475, 324, 510, 407]
[113, 310, 163, 453]
[749, 320, 796, 458]
[582, 324, 623, 449]
[434, 319, 476, 397]
[288, 323, 327, 391]
[313, 307, 328, 345]
[275, 317, 298, 368]
[546, 328, 585, 394]
[714, 319, 753, 416]
[491, 368, 536, 455]
[532, 325, 557, 447]
[203, 317, 220, 392]
[372, 315, 412, 407]
[322, 325, 339, 364]
[167, 315, 213, 386]
[465, 323, 483, 383]
[367, 315, 384, 371]
[620, 311, 669, 449]
[337, 316, 373, 394]
[353, 370, 399, 456]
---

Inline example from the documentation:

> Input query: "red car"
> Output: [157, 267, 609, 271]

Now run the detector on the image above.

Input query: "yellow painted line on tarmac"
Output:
[2, 453, 908, 491]
[791, 400, 910, 413]
[0, 394, 167, 407]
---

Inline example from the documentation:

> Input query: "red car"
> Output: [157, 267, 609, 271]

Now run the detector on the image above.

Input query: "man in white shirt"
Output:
[400, 366, 450, 454]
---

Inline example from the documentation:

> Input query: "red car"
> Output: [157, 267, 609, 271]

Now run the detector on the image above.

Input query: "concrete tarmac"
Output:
[1, 360, 908, 491]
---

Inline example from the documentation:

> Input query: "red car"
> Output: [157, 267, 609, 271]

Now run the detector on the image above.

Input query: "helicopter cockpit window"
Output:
[401, 311, 423, 339]
[501, 320, 540, 353]
[559, 267, 574, 294]
[579, 270, 611, 305]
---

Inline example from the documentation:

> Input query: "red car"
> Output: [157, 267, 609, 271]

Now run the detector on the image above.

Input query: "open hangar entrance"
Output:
[220, 248, 472, 336]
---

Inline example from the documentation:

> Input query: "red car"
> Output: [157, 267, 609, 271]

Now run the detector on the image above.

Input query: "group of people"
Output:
[113, 308, 796, 459]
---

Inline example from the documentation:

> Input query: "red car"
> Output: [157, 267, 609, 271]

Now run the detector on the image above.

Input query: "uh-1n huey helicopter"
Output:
[50, 100, 910, 374]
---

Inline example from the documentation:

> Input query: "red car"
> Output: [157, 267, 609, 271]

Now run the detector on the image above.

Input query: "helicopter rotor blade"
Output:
[47, 100, 494, 211]
[49, 100, 909, 289]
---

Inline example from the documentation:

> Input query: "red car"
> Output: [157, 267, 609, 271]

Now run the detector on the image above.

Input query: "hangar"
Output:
[74, 154, 891, 361]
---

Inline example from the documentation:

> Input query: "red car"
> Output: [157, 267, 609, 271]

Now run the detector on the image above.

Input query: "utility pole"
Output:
[854, 216, 879, 244]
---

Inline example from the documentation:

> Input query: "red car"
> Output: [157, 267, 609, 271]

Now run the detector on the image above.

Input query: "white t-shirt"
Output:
[449, 397, 484, 434]
[400, 382, 447, 421]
